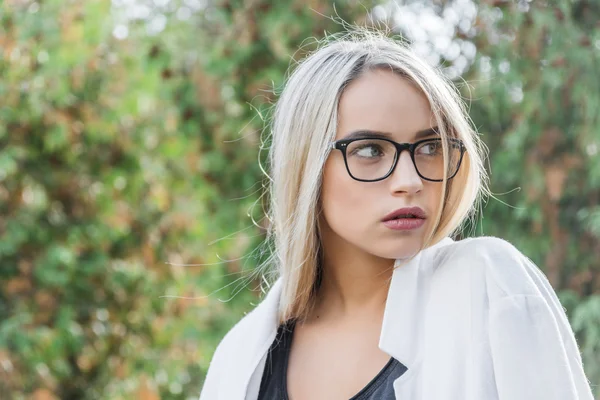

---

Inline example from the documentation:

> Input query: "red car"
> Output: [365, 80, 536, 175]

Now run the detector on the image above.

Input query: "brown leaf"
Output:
[31, 389, 59, 400]
[142, 241, 156, 266]
[538, 128, 562, 158]
[18, 260, 32, 275]
[544, 165, 567, 201]
[193, 66, 222, 112]
[5, 277, 31, 295]
[137, 375, 161, 400]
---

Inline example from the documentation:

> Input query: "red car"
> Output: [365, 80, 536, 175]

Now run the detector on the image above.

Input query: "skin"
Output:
[286, 69, 444, 399]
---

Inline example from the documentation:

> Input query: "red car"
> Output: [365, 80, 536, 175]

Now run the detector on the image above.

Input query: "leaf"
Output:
[544, 164, 567, 201]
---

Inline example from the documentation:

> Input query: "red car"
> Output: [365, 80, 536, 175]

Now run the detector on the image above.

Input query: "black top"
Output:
[257, 320, 408, 400]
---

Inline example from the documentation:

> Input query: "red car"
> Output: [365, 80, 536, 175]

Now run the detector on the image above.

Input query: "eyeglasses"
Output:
[330, 137, 466, 182]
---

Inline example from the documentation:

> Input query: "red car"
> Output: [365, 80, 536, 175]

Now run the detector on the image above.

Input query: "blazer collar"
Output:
[379, 236, 454, 366]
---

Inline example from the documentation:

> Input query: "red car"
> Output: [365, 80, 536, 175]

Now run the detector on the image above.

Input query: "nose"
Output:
[388, 151, 423, 194]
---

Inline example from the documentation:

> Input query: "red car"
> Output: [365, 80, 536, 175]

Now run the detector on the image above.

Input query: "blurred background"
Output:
[1, 0, 599, 398]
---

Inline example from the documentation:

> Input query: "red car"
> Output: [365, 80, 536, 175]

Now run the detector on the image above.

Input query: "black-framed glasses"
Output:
[330, 137, 466, 182]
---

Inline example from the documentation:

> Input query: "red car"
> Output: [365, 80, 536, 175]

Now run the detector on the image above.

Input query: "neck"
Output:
[310, 239, 394, 323]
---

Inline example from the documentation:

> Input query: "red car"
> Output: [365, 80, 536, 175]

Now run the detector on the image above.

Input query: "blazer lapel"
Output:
[379, 237, 454, 398]
[219, 279, 282, 400]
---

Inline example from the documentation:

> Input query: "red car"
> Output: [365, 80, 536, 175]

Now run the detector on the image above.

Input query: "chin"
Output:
[391, 252, 419, 263]
[376, 238, 425, 261]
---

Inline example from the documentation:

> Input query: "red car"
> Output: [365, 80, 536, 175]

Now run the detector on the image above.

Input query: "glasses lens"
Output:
[414, 139, 462, 181]
[345, 139, 396, 181]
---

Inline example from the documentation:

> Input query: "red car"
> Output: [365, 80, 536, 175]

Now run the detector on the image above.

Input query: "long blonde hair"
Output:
[261, 28, 488, 324]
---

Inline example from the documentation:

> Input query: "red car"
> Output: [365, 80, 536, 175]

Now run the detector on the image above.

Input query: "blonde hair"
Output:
[261, 28, 488, 324]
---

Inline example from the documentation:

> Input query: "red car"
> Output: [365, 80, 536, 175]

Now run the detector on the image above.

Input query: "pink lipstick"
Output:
[382, 207, 426, 231]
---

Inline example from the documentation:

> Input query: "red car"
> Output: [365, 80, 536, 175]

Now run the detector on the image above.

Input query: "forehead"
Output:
[336, 69, 435, 141]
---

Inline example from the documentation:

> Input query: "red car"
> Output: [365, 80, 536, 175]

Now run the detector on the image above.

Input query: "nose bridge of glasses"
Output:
[388, 142, 412, 169]
[394, 142, 413, 155]
[392, 145, 419, 176]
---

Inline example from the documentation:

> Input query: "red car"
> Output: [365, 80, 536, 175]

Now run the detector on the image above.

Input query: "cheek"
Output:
[321, 159, 372, 230]
[424, 182, 444, 218]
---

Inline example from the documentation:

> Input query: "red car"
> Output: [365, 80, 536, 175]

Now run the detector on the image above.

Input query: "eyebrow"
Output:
[342, 126, 440, 141]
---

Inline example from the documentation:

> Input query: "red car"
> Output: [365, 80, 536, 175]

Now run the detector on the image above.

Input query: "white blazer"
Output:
[199, 236, 595, 400]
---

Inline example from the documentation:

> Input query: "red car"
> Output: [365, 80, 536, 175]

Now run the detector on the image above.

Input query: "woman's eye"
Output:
[353, 145, 383, 158]
[419, 142, 441, 155]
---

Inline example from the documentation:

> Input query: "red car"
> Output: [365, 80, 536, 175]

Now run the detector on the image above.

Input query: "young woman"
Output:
[199, 30, 595, 400]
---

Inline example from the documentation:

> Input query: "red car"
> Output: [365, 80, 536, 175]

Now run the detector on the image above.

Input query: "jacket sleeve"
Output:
[489, 294, 595, 400]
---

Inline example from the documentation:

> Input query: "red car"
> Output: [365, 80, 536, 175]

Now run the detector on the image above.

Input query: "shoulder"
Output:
[443, 236, 524, 265]
[435, 236, 549, 299]
[203, 307, 254, 378]
[207, 279, 282, 368]
[200, 294, 271, 400]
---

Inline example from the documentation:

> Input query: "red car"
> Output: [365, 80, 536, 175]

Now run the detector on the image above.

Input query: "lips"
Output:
[382, 206, 426, 221]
